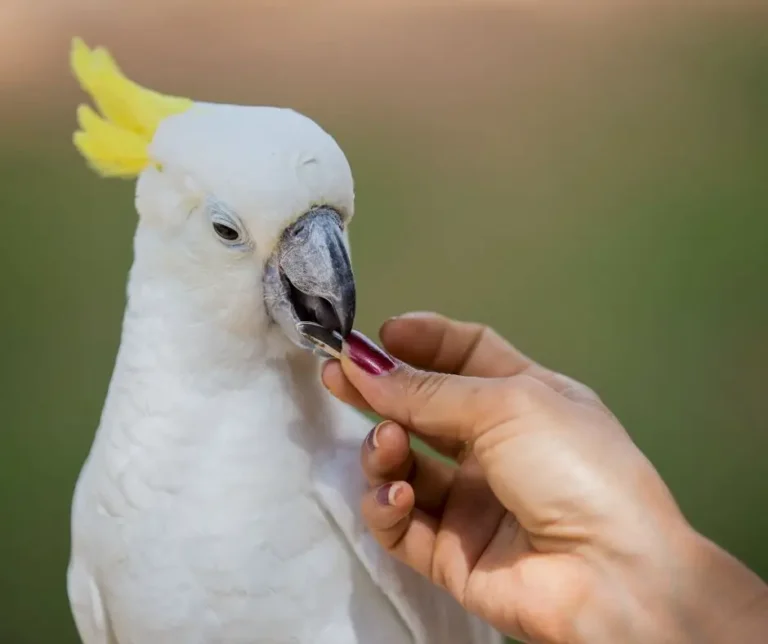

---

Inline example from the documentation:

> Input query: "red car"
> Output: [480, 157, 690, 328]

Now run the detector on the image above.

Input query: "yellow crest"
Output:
[70, 37, 193, 178]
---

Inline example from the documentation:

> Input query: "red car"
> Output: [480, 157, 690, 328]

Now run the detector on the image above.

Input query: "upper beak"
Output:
[276, 207, 356, 337]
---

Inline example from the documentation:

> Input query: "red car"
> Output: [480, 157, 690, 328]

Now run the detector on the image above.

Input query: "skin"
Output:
[321, 312, 768, 644]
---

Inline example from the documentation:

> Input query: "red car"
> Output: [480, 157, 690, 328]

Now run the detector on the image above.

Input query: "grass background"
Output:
[1, 2, 766, 642]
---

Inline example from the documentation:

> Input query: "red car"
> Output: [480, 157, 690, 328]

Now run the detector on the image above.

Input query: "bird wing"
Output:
[67, 560, 117, 644]
[312, 408, 504, 644]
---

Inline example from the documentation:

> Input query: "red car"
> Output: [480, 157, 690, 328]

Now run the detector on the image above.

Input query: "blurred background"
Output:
[1, 1, 766, 642]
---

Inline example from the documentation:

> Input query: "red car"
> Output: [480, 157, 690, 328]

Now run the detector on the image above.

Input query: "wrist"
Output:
[670, 528, 768, 643]
[573, 523, 768, 644]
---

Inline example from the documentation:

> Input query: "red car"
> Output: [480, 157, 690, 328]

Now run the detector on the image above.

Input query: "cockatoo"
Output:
[66, 38, 503, 644]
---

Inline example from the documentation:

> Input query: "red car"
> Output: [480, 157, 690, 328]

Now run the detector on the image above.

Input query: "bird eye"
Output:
[213, 221, 240, 243]
[208, 201, 248, 249]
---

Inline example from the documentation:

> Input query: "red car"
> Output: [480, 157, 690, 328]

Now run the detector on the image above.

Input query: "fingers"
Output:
[322, 356, 463, 460]
[361, 450, 505, 602]
[361, 421, 456, 515]
[539, 372, 606, 409]
[380, 312, 533, 378]
[323, 313, 605, 457]
[323, 312, 534, 414]
[429, 463, 506, 597]
[381, 313, 605, 409]
[340, 330, 546, 445]
[360, 482, 438, 580]
[321, 359, 372, 412]
[324, 313, 607, 463]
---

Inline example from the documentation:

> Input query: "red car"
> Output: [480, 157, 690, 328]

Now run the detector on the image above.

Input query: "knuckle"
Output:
[574, 382, 602, 404]
[553, 373, 594, 396]
[470, 321, 521, 352]
[429, 548, 464, 599]
[499, 373, 546, 416]
[429, 547, 449, 591]
[452, 321, 490, 372]
[381, 524, 408, 552]
[477, 323, 503, 345]
[549, 373, 610, 411]
[465, 322, 496, 353]
[464, 321, 488, 339]
[404, 370, 449, 423]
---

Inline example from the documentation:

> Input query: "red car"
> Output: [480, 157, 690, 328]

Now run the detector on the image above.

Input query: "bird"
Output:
[65, 38, 503, 644]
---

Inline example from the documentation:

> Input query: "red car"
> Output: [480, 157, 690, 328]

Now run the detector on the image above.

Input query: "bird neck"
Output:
[99, 258, 339, 451]
[123, 238, 296, 369]
[81, 255, 349, 522]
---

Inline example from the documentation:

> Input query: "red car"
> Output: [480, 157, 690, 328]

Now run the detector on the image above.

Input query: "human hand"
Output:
[322, 313, 768, 644]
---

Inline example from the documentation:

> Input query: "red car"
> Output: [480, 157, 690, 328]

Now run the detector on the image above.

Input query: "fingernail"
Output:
[365, 423, 383, 451]
[375, 482, 404, 506]
[343, 330, 396, 376]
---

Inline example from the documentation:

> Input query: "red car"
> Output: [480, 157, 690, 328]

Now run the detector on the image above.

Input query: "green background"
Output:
[1, 4, 766, 642]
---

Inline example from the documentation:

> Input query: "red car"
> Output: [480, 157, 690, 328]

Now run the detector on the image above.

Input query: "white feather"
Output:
[68, 104, 502, 643]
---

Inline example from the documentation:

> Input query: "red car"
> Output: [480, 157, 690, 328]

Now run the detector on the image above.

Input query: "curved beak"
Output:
[267, 207, 356, 338]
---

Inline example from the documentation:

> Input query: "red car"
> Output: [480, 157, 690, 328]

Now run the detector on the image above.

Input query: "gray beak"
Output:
[265, 206, 356, 339]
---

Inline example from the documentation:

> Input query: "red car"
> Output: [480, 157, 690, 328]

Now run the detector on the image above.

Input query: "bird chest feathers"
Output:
[70, 351, 382, 642]
[67, 37, 502, 644]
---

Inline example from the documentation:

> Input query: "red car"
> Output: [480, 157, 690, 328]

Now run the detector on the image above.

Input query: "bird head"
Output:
[70, 38, 356, 354]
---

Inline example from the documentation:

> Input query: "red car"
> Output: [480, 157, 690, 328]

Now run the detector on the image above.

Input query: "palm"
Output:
[323, 314, 616, 641]
[431, 460, 593, 642]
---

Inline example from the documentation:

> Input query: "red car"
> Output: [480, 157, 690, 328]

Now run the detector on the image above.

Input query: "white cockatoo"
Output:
[66, 38, 502, 644]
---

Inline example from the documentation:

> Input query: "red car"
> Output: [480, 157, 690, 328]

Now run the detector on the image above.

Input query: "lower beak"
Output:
[276, 207, 356, 337]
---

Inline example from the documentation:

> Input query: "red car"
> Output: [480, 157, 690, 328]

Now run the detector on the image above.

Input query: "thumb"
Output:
[339, 330, 537, 445]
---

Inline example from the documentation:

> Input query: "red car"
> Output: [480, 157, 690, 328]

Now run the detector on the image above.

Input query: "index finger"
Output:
[340, 331, 549, 445]
[382, 313, 605, 409]
[380, 312, 532, 378]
